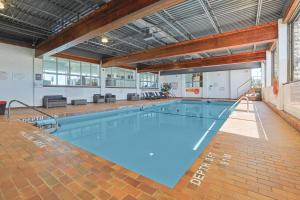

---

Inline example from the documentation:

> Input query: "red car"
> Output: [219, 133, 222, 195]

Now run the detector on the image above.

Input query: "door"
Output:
[206, 71, 230, 99]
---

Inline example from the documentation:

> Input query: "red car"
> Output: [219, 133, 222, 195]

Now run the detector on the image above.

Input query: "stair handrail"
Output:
[237, 78, 252, 98]
[230, 96, 249, 113]
[7, 100, 59, 132]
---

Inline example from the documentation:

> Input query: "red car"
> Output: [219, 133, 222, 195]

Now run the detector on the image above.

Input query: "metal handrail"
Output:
[237, 78, 252, 98]
[7, 100, 59, 132]
[230, 96, 249, 113]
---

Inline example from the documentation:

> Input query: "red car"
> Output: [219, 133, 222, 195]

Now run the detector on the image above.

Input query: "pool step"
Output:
[35, 119, 59, 133]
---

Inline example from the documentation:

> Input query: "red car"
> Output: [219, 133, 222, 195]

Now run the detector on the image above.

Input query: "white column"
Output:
[278, 19, 288, 110]
[100, 67, 106, 95]
[158, 71, 161, 91]
[136, 69, 140, 94]
[261, 61, 266, 88]
[266, 51, 272, 87]
[181, 74, 186, 98]
[278, 19, 288, 85]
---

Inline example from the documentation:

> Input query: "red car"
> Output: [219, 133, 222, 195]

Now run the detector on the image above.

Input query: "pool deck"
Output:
[0, 100, 299, 200]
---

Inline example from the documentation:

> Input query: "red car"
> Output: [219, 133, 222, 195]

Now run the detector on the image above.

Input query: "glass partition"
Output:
[105, 67, 136, 88]
[43, 57, 100, 87]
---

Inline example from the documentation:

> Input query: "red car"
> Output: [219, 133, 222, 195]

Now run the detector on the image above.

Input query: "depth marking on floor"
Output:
[190, 152, 232, 186]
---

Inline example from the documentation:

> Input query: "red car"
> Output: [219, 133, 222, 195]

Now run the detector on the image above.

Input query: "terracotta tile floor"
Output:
[0, 100, 300, 200]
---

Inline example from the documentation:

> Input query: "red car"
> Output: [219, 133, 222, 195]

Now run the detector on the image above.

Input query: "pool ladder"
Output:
[7, 100, 60, 133]
[229, 96, 249, 113]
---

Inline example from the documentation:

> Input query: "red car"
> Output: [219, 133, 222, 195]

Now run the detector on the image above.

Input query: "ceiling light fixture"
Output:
[101, 37, 109, 43]
[0, 1, 5, 10]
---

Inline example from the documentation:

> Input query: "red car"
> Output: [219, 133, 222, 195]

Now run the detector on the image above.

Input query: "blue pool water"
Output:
[53, 100, 234, 187]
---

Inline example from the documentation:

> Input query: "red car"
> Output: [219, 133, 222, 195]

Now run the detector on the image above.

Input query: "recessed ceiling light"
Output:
[101, 37, 109, 43]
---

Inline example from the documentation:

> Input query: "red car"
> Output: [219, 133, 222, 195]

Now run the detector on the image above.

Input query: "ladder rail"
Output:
[230, 96, 249, 113]
[7, 100, 59, 132]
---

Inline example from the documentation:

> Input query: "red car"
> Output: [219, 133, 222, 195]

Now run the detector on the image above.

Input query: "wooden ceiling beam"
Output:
[138, 51, 266, 73]
[35, 0, 184, 57]
[283, 0, 300, 23]
[103, 22, 277, 67]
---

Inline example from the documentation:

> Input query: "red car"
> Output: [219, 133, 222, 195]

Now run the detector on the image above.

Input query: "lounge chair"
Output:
[159, 92, 168, 99]
[155, 92, 164, 99]
[144, 92, 154, 100]
[148, 92, 158, 99]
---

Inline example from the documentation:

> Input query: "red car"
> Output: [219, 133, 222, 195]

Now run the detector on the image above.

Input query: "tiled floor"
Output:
[0, 100, 299, 200]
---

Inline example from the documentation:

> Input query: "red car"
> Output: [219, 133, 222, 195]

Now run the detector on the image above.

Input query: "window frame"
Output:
[290, 11, 300, 82]
[43, 57, 101, 88]
[185, 73, 203, 88]
[105, 67, 137, 88]
[139, 72, 159, 89]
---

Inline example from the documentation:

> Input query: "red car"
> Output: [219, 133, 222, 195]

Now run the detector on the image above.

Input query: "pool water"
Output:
[53, 100, 234, 187]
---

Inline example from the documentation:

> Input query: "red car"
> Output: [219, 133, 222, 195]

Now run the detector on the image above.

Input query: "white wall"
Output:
[203, 71, 230, 98]
[230, 69, 252, 99]
[262, 19, 300, 119]
[160, 69, 252, 99]
[160, 75, 186, 97]
[0, 43, 34, 105]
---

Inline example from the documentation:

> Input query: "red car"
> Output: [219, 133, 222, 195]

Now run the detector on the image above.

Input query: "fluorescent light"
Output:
[101, 37, 109, 43]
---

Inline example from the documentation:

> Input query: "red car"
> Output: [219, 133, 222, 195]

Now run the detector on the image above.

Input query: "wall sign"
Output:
[186, 87, 200, 94]
[35, 73, 42, 80]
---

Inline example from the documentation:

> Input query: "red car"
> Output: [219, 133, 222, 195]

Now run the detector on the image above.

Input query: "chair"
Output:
[144, 92, 153, 100]
[159, 92, 168, 99]
[147, 92, 157, 100]
[127, 93, 140, 101]
[43, 95, 67, 108]
[149, 92, 159, 99]
[105, 93, 116, 103]
[154, 92, 161, 99]
[93, 94, 105, 103]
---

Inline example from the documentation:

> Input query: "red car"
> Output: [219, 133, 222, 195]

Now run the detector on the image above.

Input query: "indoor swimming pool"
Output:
[53, 100, 234, 187]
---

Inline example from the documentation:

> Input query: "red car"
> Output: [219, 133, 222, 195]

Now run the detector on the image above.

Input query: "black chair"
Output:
[154, 92, 161, 99]
[159, 92, 168, 99]
[105, 93, 116, 103]
[144, 92, 154, 100]
[127, 93, 140, 101]
[148, 92, 158, 99]
[93, 94, 105, 103]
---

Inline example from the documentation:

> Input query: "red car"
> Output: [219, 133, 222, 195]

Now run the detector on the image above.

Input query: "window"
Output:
[43, 57, 57, 85]
[251, 68, 262, 88]
[139, 73, 158, 89]
[185, 73, 203, 87]
[291, 14, 300, 81]
[105, 67, 136, 88]
[43, 57, 100, 87]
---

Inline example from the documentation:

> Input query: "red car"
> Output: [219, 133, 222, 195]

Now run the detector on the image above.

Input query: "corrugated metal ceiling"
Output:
[0, 0, 291, 66]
